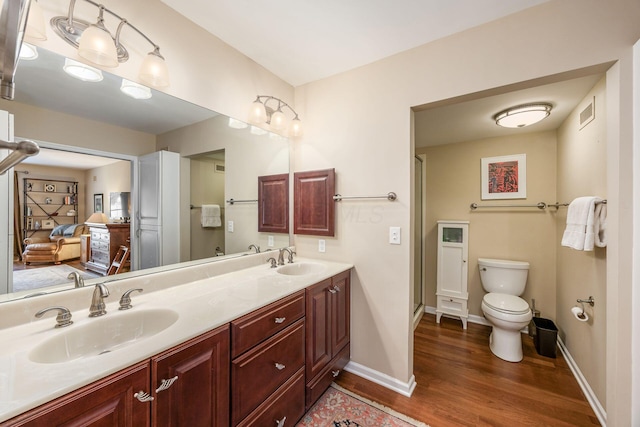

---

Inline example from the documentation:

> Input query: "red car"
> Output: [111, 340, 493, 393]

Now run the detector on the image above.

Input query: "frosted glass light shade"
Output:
[494, 104, 552, 128]
[19, 43, 38, 60]
[248, 100, 267, 124]
[120, 79, 152, 100]
[78, 25, 119, 67]
[270, 110, 287, 131]
[139, 52, 170, 88]
[25, 0, 47, 40]
[289, 117, 303, 137]
[228, 118, 249, 129]
[63, 58, 103, 82]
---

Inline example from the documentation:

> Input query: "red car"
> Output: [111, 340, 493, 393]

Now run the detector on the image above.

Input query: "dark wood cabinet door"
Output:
[305, 278, 333, 380]
[258, 173, 289, 233]
[152, 325, 230, 427]
[294, 169, 335, 236]
[4, 362, 151, 427]
[330, 270, 351, 355]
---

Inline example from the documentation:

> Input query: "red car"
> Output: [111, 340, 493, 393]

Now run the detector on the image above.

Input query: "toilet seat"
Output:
[483, 293, 530, 314]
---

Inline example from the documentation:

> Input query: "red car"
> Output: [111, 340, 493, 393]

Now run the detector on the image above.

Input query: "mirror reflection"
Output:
[1, 46, 290, 302]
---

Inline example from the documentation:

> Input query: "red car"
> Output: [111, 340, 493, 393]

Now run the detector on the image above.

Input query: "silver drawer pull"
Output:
[333, 285, 340, 292]
[275, 362, 286, 370]
[328, 288, 337, 294]
[275, 416, 287, 427]
[156, 376, 178, 393]
[332, 369, 340, 378]
[134, 391, 154, 402]
[274, 317, 286, 324]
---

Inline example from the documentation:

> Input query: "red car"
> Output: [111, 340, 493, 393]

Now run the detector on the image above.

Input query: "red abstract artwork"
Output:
[488, 160, 519, 194]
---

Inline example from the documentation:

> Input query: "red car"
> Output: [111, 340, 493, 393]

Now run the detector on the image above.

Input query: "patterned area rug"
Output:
[298, 384, 429, 427]
[12, 265, 98, 292]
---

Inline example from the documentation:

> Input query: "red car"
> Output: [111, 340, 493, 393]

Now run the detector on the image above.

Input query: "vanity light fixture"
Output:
[494, 103, 552, 128]
[19, 43, 38, 60]
[120, 79, 152, 100]
[63, 58, 103, 82]
[249, 95, 303, 137]
[50, 0, 170, 87]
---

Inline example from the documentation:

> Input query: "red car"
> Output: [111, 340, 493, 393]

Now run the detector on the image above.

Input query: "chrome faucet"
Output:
[277, 248, 295, 265]
[35, 306, 73, 328]
[248, 244, 260, 253]
[89, 283, 110, 317]
[67, 271, 84, 288]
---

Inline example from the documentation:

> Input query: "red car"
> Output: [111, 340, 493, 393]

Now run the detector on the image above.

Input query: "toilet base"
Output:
[489, 327, 524, 362]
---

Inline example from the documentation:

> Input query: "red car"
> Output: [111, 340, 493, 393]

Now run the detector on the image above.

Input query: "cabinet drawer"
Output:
[91, 251, 110, 265]
[91, 230, 107, 240]
[306, 345, 350, 409]
[236, 368, 305, 427]
[436, 295, 468, 315]
[231, 290, 305, 358]
[232, 319, 305, 425]
[91, 240, 109, 251]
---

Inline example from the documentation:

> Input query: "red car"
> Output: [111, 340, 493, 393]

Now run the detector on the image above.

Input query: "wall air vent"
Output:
[214, 163, 225, 173]
[579, 96, 595, 130]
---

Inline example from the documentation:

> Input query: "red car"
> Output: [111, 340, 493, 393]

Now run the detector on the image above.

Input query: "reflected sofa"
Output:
[22, 224, 87, 265]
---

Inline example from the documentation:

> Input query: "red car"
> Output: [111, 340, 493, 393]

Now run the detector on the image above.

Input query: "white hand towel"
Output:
[561, 196, 599, 251]
[201, 204, 221, 228]
[594, 201, 607, 248]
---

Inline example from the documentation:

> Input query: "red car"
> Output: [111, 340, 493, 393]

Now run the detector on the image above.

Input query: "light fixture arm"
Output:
[255, 95, 300, 123]
[0, 139, 40, 175]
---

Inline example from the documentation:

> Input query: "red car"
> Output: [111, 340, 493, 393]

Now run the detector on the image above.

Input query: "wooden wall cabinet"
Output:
[258, 173, 289, 234]
[293, 169, 335, 236]
[305, 270, 351, 409]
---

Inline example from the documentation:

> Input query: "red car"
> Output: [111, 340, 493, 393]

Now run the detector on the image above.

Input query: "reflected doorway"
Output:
[413, 155, 426, 326]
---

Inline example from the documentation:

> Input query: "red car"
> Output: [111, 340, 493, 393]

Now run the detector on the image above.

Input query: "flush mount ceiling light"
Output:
[63, 57, 103, 82]
[494, 103, 552, 128]
[19, 42, 38, 60]
[50, 0, 169, 87]
[249, 95, 303, 137]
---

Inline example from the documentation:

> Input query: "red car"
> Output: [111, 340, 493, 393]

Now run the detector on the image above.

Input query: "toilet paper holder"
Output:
[576, 296, 595, 319]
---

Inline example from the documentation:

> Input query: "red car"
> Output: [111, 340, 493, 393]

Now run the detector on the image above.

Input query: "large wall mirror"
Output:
[0, 46, 291, 303]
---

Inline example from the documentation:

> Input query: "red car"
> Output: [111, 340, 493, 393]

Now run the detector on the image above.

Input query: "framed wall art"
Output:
[94, 193, 104, 213]
[481, 154, 526, 200]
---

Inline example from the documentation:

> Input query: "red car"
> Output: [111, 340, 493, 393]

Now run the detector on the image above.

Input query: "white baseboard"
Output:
[557, 338, 607, 426]
[424, 305, 491, 327]
[344, 360, 417, 397]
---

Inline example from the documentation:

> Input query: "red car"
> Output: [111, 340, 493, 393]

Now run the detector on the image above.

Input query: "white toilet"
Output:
[478, 258, 532, 362]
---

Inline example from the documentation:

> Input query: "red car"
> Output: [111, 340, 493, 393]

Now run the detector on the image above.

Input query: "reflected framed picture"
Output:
[481, 154, 526, 200]
[94, 193, 104, 213]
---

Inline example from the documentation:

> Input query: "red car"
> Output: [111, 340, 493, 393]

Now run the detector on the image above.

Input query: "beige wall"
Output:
[190, 157, 225, 259]
[84, 161, 132, 219]
[417, 131, 558, 320]
[556, 77, 608, 404]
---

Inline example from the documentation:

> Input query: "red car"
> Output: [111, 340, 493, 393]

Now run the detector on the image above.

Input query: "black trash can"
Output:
[533, 317, 558, 358]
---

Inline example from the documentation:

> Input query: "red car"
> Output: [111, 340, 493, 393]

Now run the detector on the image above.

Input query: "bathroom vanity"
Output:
[0, 254, 352, 426]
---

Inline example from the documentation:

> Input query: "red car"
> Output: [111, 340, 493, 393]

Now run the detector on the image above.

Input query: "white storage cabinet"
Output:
[435, 220, 469, 329]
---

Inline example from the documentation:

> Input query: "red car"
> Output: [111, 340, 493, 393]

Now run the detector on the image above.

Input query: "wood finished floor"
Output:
[335, 314, 600, 427]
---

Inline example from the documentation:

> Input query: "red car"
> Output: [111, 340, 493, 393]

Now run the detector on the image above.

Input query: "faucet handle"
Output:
[35, 306, 73, 328]
[119, 288, 143, 310]
[267, 257, 277, 268]
[287, 250, 296, 263]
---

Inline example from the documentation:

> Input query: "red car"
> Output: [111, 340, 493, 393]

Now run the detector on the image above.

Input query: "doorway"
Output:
[413, 154, 426, 327]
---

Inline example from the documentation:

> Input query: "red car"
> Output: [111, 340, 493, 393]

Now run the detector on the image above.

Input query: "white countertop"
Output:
[0, 257, 352, 423]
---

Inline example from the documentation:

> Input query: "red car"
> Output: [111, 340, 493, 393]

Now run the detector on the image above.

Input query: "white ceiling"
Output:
[160, 0, 550, 87]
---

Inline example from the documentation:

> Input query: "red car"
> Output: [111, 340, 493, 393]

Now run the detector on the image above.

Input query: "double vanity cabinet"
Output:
[1, 264, 351, 427]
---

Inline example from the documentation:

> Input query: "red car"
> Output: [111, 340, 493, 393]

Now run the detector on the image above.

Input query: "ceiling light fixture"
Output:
[63, 58, 103, 82]
[19, 42, 38, 60]
[120, 79, 152, 100]
[249, 95, 303, 137]
[494, 103, 552, 128]
[50, 0, 170, 87]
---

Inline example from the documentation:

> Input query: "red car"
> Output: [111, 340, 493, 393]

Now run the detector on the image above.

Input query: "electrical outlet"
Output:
[318, 239, 326, 253]
[268, 235, 274, 247]
[227, 220, 234, 232]
[389, 226, 401, 244]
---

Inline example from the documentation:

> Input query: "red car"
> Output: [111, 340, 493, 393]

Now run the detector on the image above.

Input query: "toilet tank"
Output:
[478, 258, 529, 295]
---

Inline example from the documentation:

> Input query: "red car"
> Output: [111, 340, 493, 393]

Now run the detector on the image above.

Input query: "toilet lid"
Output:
[483, 293, 530, 314]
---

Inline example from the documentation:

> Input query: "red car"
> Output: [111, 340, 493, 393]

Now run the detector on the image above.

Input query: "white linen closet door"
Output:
[136, 150, 181, 270]
[0, 110, 14, 294]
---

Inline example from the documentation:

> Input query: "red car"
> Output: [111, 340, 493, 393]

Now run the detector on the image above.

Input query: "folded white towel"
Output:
[201, 204, 221, 228]
[594, 201, 607, 248]
[561, 196, 600, 251]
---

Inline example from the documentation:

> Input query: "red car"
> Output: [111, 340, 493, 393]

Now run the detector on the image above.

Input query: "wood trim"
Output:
[293, 169, 335, 236]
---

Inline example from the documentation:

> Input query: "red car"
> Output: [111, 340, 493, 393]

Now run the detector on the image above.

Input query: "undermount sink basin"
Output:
[29, 308, 179, 364]
[276, 262, 325, 276]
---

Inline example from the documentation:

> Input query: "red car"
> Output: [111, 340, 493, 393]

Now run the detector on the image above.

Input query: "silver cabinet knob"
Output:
[274, 317, 286, 324]
[275, 416, 287, 427]
[134, 391, 154, 402]
[275, 363, 286, 370]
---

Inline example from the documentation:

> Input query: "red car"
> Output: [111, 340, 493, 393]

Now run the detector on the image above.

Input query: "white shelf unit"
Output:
[435, 220, 469, 329]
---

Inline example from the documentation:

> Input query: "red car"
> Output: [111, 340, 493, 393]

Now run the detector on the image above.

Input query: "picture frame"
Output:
[42, 219, 54, 229]
[44, 183, 56, 192]
[481, 154, 526, 200]
[94, 193, 104, 213]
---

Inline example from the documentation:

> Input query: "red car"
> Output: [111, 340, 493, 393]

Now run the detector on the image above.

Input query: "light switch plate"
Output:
[318, 239, 326, 253]
[268, 235, 274, 247]
[389, 226, 401, 244]
[227, 220, 234, 232]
